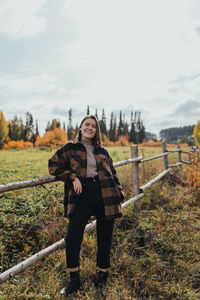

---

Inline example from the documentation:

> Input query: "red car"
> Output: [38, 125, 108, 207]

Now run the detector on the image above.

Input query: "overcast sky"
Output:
[1, 0, 200, 136]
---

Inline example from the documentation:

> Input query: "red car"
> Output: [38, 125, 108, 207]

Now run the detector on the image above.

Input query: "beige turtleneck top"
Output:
[81, 139, 98, 177]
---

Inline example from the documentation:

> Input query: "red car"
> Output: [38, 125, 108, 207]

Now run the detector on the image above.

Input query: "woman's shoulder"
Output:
[62, 141, 80, 151]
[98, 145, 110, 157]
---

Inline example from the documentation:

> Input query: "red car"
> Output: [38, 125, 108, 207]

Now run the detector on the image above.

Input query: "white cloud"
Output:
[0, 0, 47, 39]
[0, 71, 57, 98]
[1, 0, 200, 136]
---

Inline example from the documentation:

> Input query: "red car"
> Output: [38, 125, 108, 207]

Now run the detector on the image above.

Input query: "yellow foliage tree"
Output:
[193, 121, 200, 145]
[0, 111, 8, 149]
[35, 127, 68, 147]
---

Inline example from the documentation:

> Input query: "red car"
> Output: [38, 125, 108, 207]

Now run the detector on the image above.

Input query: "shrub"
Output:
[3, 140, 33, 150]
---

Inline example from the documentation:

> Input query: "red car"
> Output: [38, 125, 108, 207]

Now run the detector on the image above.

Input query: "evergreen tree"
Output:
[56, 119, 61, 128]
[8, 116, 24, 141]
[24, 112, 34, 142]
[63, 122, 66, 131]
[87, 105, 90, 115]
[0, 111, 8, 149]
[118, 110, 124, 136]
[113, 115, 117, 142]
[45, 119, 60, 132]
[95, 108, 98, 119]
[109, 112, 114, 141]
[35, 120, 39, 137]
[122, 113, 129, 136]
[99, 108, 107, 135]
[109, 112, 117, 142]
[67, 108, 74, 140]
[45, 121, 51, 132]
[129, 121, 137, 143]
[138, 120, 145, 143]
[32, 120, 39, 146]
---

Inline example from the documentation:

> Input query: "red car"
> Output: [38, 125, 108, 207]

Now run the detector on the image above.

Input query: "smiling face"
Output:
[80, 118, 97, 142]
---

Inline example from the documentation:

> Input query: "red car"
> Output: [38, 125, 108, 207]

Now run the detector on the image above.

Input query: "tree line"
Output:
[159, 125, 195, 145]
[0, 107, 146, 149]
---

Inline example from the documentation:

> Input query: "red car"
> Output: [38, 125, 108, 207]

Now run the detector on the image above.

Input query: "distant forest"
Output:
[159, 125, 195, 145]
[2, 106, 146, 146]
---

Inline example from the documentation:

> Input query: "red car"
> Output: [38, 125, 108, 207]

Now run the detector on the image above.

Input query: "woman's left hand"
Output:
[73, 177, 82, 195]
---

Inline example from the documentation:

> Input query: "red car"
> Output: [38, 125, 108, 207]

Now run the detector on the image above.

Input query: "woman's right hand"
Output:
[72, 177, 82, 195]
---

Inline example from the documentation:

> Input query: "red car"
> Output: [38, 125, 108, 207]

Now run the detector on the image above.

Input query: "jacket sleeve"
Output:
[48, 147, 78, 182]
[105, 150, 125, 201]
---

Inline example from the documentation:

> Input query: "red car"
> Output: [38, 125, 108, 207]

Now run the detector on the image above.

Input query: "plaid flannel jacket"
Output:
[48, 140, 124, 220]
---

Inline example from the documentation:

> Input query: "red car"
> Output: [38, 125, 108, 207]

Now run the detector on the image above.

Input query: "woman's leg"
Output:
[96, 202, 115, 269]
[65, 199, 93, 269]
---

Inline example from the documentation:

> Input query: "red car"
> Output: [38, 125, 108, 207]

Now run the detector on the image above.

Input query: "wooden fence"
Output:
[0, 142, 193, 284]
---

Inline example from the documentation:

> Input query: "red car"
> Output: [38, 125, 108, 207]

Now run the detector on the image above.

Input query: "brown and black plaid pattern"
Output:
[48, 140, 124, 220]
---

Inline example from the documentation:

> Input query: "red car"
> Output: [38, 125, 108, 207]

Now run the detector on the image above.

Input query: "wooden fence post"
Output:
[131, 145, 141, 209]
[177, 145, 181, 163]
[162, 142, 169, 170]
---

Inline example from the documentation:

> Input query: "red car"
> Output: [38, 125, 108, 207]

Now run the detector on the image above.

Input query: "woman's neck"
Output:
[81, 138, 93, 145]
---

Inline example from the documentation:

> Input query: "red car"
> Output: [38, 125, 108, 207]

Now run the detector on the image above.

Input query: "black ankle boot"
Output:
[60, 270, 81, 295]
[96, 271, 109, 297]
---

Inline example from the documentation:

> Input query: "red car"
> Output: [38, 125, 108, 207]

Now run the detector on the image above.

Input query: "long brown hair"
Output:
[75, 115, 102, 147]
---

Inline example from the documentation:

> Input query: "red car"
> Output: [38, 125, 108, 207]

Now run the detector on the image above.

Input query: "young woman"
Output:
[48, 115, 124, 296]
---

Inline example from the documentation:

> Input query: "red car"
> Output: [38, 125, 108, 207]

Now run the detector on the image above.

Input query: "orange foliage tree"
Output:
[139, 140, 162, 147]
[184, 151, 200, 190]
[3, 140, 33, 150]
[193, 121, 200, 145]
[35, 127, 68, 147]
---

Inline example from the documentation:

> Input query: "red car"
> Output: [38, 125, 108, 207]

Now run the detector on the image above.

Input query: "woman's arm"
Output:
[48, 146, 78, 183]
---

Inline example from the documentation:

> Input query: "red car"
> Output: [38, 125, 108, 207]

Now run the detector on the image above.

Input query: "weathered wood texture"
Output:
[131, 145, 140, 209]
[169, 163, 182, 168]
[139, 168, 171, 192]
[141, 152, 169, 163]
[0, 176, 58, 193]
[177, 145, 181, 163]
[162, 142, 169, 170]
[181, 160, 192, 165]
[168, 149, 182, 152]
[114, 157, 143, 167]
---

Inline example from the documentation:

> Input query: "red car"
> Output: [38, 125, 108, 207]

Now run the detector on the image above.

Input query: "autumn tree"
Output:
[193, 121, 200, 145]
[0, 111, 8, 149]
[36, 127, 68, 147]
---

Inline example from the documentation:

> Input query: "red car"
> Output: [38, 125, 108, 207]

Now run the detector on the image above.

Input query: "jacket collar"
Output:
[72, 139, 101, 150]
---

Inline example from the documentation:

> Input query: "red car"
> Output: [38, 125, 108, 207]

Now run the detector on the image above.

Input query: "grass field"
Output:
[0, 146, 199, 299]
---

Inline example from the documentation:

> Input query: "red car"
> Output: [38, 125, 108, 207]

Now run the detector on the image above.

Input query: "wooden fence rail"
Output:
[0, 142, 193, 284]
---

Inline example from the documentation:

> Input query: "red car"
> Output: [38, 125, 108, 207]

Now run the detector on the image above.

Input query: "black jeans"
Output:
[65, 177, 115, 269]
